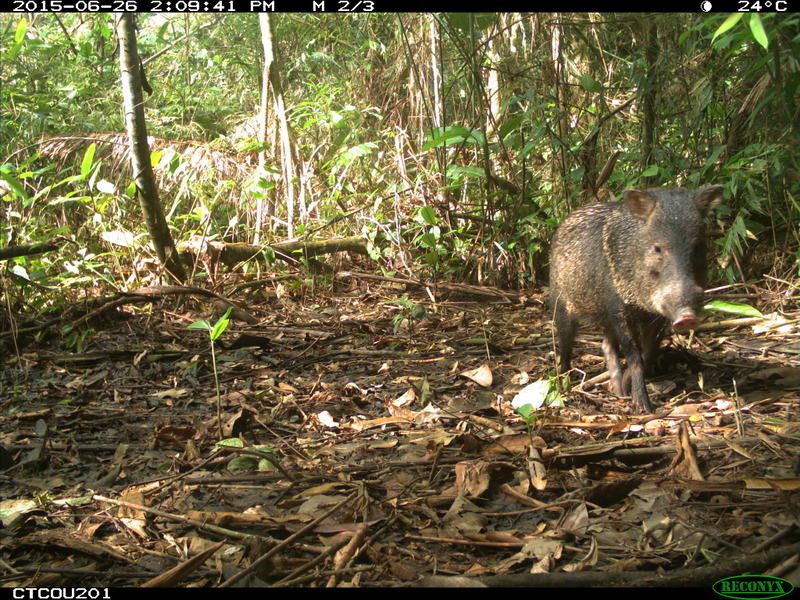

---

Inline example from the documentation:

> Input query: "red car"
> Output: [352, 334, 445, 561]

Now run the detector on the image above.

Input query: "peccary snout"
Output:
[652, 280, 705, 332]
[672, 311, 700, 333]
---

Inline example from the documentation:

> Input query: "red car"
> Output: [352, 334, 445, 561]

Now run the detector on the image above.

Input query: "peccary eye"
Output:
[653, 245, 662, 254]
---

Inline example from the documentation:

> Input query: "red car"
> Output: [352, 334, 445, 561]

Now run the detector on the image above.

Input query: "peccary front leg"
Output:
[607, 320, 652, 413]
[621, 316, 667, 395]
[638, 317, 668, 375]
[602, 336, 625, 397]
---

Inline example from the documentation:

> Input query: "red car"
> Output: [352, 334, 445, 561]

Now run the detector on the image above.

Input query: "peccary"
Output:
[548, 186, 723, 412]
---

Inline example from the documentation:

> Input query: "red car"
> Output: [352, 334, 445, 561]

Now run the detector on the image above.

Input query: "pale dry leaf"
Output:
[393, 388, 416, 407]
[317, 411, 339, 428]
[460, 364, 493, 388]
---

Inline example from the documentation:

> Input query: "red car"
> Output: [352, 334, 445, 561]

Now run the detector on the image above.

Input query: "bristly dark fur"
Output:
[549, 186, 723, 412]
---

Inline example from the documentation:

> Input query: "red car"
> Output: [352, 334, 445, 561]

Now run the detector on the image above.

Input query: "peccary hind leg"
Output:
[553, 301, 577, 375]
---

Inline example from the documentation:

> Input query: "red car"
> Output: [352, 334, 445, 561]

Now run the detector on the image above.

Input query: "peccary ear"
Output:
[695, 185, 723, 215]
[623, 190, 657, 221]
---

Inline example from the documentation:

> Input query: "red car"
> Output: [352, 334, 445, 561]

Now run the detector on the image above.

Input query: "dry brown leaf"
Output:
[743, 478, 800, 490]
[483, 433, 546, 456]
[460, 364, 493, 388]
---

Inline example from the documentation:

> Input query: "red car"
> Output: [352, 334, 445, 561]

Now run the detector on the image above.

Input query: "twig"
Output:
[92, 495, 267, 542]
[219, 491, 358, 588]
[326, 522, 370, 587]
[273, 535, 351, 587]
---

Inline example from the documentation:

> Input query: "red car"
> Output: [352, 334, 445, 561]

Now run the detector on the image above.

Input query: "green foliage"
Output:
[188, 307, 232, 341]
[703, 300, 763, 318]
[712, 14, 769, 50]
[1, 11, 798, 297]
[422, 126, 485, 151]
[386, 294, 426, 333]
[513, 373, 565, 429]
[219, 442, 276, 472]
[188, 307, 232, 440]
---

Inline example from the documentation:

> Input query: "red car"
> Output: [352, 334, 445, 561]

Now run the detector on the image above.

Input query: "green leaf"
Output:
[703, 300, 763, 318]
[641, 165, 659, 178]
[187, 320, 212, 331]
[748, 14, 768, 49]
[228, 456, 258, 472]
[335, 143, 377, 168]
[419, 377, 433, 404]
[415, 232, 438, 249]
[579, 75, 603, 94]
[712, 14, 743, 43]
[6, 19, 27, 61]
[216, 437, 244, 449]
[447, 165, 486, 180]
[418, 205, 437, 225]
[498, 116, 523, 140]
[258, 459, 275, 472]
[210, 307, 233, 341]
[544, 384, 565, 408]
[0, 172, 28, 202]
[422, 126, 484, 151]
[422, 126, 470, 151]
[516, 403, 534, 420]
[80, 143, 96, 178]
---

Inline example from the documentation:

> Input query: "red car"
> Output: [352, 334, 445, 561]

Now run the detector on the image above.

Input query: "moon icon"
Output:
[700, 1, 712, 10]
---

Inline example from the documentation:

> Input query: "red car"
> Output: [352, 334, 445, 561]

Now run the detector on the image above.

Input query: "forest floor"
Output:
[1, 274, 799, 588]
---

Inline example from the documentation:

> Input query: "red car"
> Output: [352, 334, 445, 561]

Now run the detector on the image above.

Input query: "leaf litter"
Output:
[0, 279, 798, 587]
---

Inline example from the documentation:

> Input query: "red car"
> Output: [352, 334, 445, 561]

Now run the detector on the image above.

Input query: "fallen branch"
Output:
[418, 541, 800, 587]
[0, 241, 61, 261]
[179, 236, 369, 268]
[335, 271, 520, 302]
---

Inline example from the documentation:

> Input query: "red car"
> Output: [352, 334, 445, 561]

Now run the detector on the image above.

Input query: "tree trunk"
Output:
[254, 13, 272, 245]
[259, 14, 298, 238]
[429, 15, 442, 130]
[550, 15, 570, 213]
[116, 14, 186, 282]
[639, 20, 659, 187]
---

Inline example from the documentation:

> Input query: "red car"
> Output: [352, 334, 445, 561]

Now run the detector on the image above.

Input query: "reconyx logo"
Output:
[713, 575, 795, 600]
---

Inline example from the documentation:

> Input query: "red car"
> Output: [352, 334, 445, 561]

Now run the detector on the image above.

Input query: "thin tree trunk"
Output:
[550, 15, 570, 213]
[116, 14, 185, 282]
[254, 14, 271, 245]
[429, 15, 442, 130]
[640, 20, 659, 186]
[259, 14, 297, 238]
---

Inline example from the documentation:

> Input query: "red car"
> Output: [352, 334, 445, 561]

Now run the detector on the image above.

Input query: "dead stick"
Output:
[93, 495, 265, 542]
[326, 522, 369, 587]
[219, 491, 358, 588]
[142, 539, 226, 587]
[273, 536, 351, 587]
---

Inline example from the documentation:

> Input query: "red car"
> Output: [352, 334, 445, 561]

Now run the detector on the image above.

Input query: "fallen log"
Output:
[178, 236, 368, 268]
[0, 241, 61, 261]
